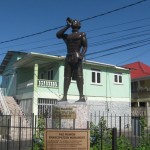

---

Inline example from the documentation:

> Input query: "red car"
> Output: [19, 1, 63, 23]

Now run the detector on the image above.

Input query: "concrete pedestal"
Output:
[52, 102, 89, 129]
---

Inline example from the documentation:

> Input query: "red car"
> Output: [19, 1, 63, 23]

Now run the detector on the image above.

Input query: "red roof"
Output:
[123, 62, 150, 79]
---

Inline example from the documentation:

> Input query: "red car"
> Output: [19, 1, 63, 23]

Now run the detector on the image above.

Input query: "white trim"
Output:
[114, 82, 123, 85]
[90, 83, 103, 86]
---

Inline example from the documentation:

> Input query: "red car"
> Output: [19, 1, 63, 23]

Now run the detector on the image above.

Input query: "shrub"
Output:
[33, 115, 45, 150]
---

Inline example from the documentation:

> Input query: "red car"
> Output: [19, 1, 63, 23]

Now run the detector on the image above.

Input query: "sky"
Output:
[0, 0, 150, 66]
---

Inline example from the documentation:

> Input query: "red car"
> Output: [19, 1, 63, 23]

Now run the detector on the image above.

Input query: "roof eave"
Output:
[132, 75, 150, 81]
[14, 52, 65, 68]
[84, 60, 129, 71]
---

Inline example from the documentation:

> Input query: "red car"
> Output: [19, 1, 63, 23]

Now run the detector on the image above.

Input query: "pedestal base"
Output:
[52, 102, 89, 129]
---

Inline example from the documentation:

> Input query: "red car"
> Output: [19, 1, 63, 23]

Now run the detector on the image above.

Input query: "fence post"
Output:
[31, 113, 34, 150]
[59, 112, 61, 129]
[73, 119, 75, 129]
[0, 116, 2, 150]
[87, 121, 89, 130]
[112, 127, 117, 150]
[18, 117, 22, 150]
[119, 116, 121, 137]
[7, 118, 10, 150]
[100, 122, 103, 150]
[46, 116, 47, 129]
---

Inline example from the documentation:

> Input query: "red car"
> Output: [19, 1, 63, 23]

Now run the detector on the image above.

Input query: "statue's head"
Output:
[71, 19, 81, 29]
[66, 17, 81, 29]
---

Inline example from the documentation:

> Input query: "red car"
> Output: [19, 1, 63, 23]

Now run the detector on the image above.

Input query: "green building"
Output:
[0, 51, 131, 126]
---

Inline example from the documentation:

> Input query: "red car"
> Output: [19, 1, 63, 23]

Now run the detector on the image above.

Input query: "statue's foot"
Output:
[75, 96, 86, 102]
[59, 96, 67, 102]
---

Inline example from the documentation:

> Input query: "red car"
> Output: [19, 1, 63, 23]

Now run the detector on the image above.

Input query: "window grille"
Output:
[38, 98, 57, 118]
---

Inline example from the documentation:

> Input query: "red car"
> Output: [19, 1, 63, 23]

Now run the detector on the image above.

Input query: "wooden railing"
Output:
[131, 107, 147, 116]
[132, 91, 150, 99]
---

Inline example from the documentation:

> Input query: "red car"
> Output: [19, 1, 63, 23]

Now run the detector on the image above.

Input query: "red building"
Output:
[123, 62, 150, 126]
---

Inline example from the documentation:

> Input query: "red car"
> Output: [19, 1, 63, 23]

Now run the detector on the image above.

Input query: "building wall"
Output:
[1, 54, 131, 117]
[57, 62, 131, 123]
[89, 100, 131, 129]
[58, 62, 130, 99]
[1, 53, 25, 96]
[26, 60, 130, 102]
[17, 68, 34, 84]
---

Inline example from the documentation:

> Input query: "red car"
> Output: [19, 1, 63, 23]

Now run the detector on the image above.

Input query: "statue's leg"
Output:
[61, 59, 72, 101]
[75, 61, 85, 102]
[61, 77, 71, 101]
[76, 76, 85, 100]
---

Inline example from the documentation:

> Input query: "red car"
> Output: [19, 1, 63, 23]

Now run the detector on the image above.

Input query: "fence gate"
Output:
[132, 116, 141, 136]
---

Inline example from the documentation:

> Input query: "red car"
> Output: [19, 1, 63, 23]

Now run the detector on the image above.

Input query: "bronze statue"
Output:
[56, 17, 87, 102]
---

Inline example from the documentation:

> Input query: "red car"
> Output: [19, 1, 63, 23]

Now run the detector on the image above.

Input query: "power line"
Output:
[49, 34, 150, 58]
[0, 32, 149, 64]
[86, 17, 150, 32]
[2, 39, 150, 77]
[116, 48, 150, 66]
[31, 27, 150, 54]
[89, 30, 150, 47]
[0, 29, 150, 63]
[0, 17, 149, 51]
[88, 24, 150, 39]
[7, 37, 150, 67]
[12, 32, 150, 57]
[0, 0, 147, 45]
[87, 37, 150, 56]
[0, 25, 64, 45]
[1, 23, 150, 57]
[3, 41, 150, 74]
[0, 38, 51, 49]
[1, 23, 149, 55]
[81, 0, 148, 22]
[88, 42, 150, 60]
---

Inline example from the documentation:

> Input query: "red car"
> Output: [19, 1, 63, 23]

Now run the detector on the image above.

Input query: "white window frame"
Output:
[91, 70, 101, 85]
[114, 73, 123, 84]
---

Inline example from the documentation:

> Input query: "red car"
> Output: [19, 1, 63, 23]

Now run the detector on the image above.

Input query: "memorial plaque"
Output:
[44, 129, 90, 150]
[53, 107, 76, 119]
